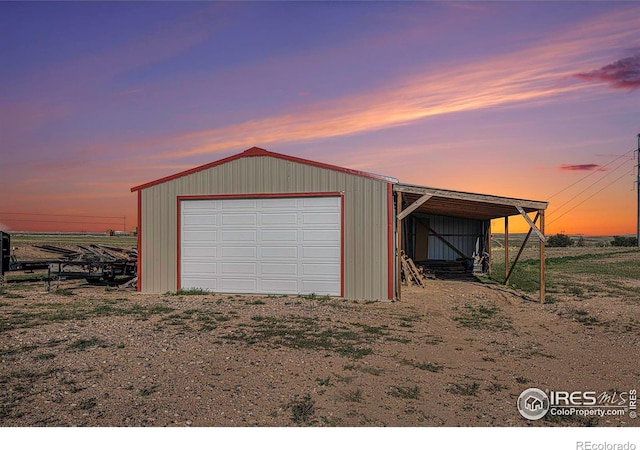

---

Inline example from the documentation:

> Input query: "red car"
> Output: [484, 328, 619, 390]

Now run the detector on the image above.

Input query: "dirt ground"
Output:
[1, 271, 638, 427]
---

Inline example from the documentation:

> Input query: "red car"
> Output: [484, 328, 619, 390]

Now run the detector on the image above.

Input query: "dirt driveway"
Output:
[1, 278, 638, 427]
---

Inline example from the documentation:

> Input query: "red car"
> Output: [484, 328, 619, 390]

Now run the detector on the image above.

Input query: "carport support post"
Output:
[488, 221, 492, 275]
[504, 216, 509, 284]
[540, 209, 546, 304]
[396, 191, 403, 301]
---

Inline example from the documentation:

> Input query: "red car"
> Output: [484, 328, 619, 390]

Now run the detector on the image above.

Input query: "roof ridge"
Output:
[131, 147, 395, 192]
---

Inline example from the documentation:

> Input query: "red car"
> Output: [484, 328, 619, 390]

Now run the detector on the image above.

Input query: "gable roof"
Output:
[130, 147, 396, 192]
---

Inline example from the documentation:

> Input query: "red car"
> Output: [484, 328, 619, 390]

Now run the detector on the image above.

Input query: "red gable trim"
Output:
[130, 147, 393, 192]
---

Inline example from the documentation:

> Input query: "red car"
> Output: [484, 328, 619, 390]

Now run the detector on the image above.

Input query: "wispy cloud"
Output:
[0, 100, 72, 138]
[141, 7, 640, 161]
[117, 88, 144, 96]
[151, 55, 581, 160]
[1, 4, 225, 102]
[574, 50, 640, 90]
[558, 164, 606, 171]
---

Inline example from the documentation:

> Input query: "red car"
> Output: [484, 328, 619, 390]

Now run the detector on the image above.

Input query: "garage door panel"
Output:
[222, 229, 257, 242]
[261, 279, 298, 292]
[261, 246, 298, 259]
[221, 278, 257, 291]
[302, 212, 340, 225]
[222, 246, 257, 258]
[222, 200, 258, 209]
[183, 246, 216, 258]
[183, 230, 217, 242]
[182, 262, 217, 275]
[301, 280, 340, 295]
[303, 197, 339, 208]
[183, 214, 217, 226]
[262, 263, 297, 275]
[182, 277, 217, 290]
[183, 201, 218, 212]
[261, 213, 297, 225]
[303, 263, 340, 276]
[302, 246, 340, 259]
[261, 229, 298, 242]
[260, 198, 298, 209]
[221, 262, 256, 275]
[303, 229, 340, 241]
[222, 213, 257, 226]
[181, 196, 340, 295]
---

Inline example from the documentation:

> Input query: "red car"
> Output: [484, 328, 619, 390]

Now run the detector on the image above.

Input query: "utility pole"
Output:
[637, 133, 640, 248]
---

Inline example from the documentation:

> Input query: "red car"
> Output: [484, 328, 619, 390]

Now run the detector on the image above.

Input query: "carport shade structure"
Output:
[394, 184, 548, 303]
[130, 147, 548, 303]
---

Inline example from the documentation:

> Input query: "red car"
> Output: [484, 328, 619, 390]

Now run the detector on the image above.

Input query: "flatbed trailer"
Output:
[0, 231, 137, 289]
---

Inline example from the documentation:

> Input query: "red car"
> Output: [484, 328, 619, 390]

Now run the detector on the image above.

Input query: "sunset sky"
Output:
[1, 1, 639, 235]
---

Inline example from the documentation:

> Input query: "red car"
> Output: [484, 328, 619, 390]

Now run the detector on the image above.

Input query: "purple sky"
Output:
[1, 2, 639, 234]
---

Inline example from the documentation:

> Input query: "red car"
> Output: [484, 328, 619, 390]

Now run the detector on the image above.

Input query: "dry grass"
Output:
[0, 235, 638, 427]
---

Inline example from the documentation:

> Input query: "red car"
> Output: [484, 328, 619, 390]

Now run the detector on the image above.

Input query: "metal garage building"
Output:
[131, 147, 548, 301]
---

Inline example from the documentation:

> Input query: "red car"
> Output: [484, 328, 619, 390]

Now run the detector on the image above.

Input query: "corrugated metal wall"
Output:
[140, 156, 390, 300]
[411, 213, 484, 260]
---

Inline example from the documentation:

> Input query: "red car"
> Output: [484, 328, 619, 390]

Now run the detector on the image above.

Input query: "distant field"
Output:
[488, 236, 640, 303]
[9, 232, 137, 248]
[5, 234, 638, 300]
[491, 233, 621, 251]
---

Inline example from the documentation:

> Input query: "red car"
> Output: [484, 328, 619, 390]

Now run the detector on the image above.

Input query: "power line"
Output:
[5, 219, 124, 226]
[547, 147, 636, 200]
[547, 155, 634, 218]
[0, 211, 124, 219]
[547, 169, 632, 226]
[543, 143, 637, 230]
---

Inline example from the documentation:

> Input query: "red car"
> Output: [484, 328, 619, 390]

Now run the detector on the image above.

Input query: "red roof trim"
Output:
[130, 147, 393, 192]
[136, 189, 141, 292]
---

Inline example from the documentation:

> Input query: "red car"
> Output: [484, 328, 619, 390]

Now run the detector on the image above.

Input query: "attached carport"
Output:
[394, 183, 549, 303]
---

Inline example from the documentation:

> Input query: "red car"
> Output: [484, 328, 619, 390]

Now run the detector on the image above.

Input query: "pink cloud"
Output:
[558, 164, 606, 171]
[574, 51, 640, 90]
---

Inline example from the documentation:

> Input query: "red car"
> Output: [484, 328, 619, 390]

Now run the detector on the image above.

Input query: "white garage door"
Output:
[180, 196, 341, 295]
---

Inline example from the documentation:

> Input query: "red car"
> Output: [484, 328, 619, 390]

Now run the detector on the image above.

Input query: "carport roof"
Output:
[394, 183, 548, 221]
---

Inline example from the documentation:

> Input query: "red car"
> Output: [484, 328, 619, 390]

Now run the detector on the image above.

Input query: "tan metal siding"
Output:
[140, 156, 390, 300]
